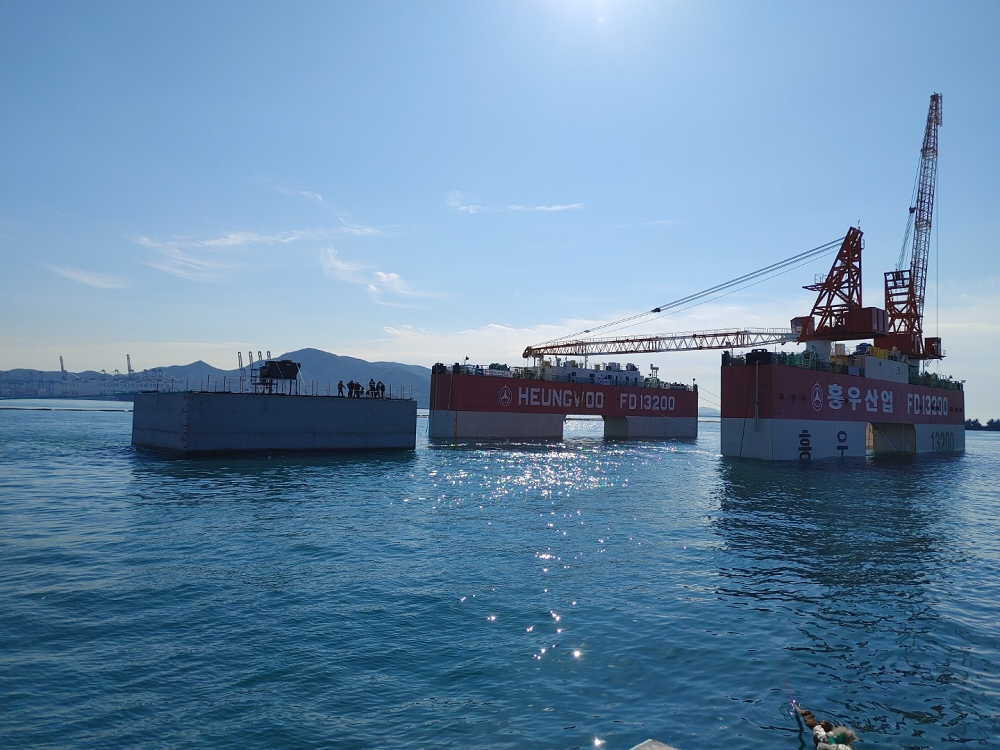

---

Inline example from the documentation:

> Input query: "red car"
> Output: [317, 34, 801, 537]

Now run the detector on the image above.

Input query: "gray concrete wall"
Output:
[603, 415, 697, 438]
[428, 409, 565, 439]
[132, 392, 416, 453]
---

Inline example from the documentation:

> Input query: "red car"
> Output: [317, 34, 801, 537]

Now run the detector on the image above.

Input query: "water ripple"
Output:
[1, 407, 999, 748]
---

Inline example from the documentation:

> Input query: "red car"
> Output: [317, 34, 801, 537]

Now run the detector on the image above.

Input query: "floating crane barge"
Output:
[721, 94, 964, 459]
[431, 94, 965, 458]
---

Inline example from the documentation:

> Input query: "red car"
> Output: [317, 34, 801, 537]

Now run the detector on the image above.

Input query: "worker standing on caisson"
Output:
[337, 380, 344, 397]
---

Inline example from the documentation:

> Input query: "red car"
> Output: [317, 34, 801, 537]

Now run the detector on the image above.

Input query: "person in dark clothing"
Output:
[368, 379, 376, 398]
[377, 380, 385, 398]
[337, 380, 345, 397]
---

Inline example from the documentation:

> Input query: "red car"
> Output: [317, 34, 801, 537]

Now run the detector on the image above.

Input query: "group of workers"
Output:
[337, 378, 386, 399]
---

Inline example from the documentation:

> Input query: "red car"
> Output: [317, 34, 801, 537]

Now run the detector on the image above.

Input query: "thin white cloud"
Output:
[193, 231, 272, 248]
[258, 177, 383, 234]
[255, 175, 326, 207]
[319, 246, 369, 285]
[446, 190, 486, 214]
[140, 244, 236, 282]
[507, 203, 584, 212]
[134, 228, 330, 281]
[447, 190, 583, 214]
[276, 185, 325, 205]
[337, 216, 381, 236]
[320, 247, 438, 307]
[191, 229, 324, 248]
[45, 264, 129, 289]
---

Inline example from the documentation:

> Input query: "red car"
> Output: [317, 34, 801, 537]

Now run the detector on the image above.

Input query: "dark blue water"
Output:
[2, 401, 998, 748]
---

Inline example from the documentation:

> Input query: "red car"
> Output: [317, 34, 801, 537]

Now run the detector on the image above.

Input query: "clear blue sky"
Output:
[2, 1, 998, 416]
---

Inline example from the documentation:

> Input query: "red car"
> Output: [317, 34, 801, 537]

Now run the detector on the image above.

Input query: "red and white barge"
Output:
[429, 361, 697, 440]
[720, 344, 964, 460]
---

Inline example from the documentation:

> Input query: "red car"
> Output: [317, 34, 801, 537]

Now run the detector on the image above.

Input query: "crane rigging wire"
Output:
[536, 235, 846, 347]
[600, 246, 851, 338]
[897, 150, 924, 271]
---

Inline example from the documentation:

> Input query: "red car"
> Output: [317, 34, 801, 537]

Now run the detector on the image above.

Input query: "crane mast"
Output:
[883, 92, 943, 359]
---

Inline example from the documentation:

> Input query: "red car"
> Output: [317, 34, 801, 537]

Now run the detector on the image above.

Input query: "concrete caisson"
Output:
[132, 391, 416, 454]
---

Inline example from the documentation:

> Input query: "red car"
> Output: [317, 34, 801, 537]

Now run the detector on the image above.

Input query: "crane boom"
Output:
[884, 93, 942, 358]
[523, 328, 798, 359]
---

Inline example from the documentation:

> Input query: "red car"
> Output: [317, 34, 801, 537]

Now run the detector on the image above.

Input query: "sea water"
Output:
[1, 401, 998, 748]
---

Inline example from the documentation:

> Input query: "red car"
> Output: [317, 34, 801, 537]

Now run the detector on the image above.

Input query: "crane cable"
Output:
[896, 150, 924, 271]
[537, 235, 846, 347]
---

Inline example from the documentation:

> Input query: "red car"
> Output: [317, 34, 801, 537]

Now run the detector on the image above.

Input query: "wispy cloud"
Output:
[336, 216, 381, 236]
[446, 190, 487, 214]
[135, 235, 242, 281]
[507, 203, 584, 212]
[320, 248, 437, 307]
[259, 177, 384, 235]
[276, 185, 325, 205]
[319, 246, 369, 285]
[134, 218, 383, 282]
[45, 264, 129, 289]
[447, 190, 583, 215]
[256, 175, 326, 207]
[141, 244, 236, 282]
[134, 228, 335, 281]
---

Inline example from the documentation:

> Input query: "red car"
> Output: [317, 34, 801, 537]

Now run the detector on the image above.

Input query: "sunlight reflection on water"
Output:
[1, 408, 998, 748]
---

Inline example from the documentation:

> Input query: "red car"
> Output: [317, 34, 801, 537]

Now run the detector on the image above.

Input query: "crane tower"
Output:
[883, 93, 943, 359]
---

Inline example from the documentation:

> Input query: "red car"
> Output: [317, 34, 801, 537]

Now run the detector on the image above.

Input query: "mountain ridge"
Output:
[0, 349, 433, 407]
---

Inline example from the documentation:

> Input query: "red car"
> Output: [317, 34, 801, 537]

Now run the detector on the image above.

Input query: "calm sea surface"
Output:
[2, 400, 998, 749]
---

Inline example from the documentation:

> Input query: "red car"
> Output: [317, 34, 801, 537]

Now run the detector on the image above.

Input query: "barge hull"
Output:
[720, 361, 964, 460]
[429, 371, 697, 440]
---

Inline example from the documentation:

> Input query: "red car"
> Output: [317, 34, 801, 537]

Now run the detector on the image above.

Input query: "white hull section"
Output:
[721, 418, 965, 460]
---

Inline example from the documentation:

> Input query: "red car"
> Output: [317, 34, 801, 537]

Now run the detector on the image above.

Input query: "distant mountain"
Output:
[698, 407, 721, 417]
[157, 360, 232, 387]
[271, 348, 431, 407]
[0, 349, 433, 407]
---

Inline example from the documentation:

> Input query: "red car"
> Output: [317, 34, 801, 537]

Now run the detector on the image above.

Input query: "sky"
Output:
[1, 1, 998, 417]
